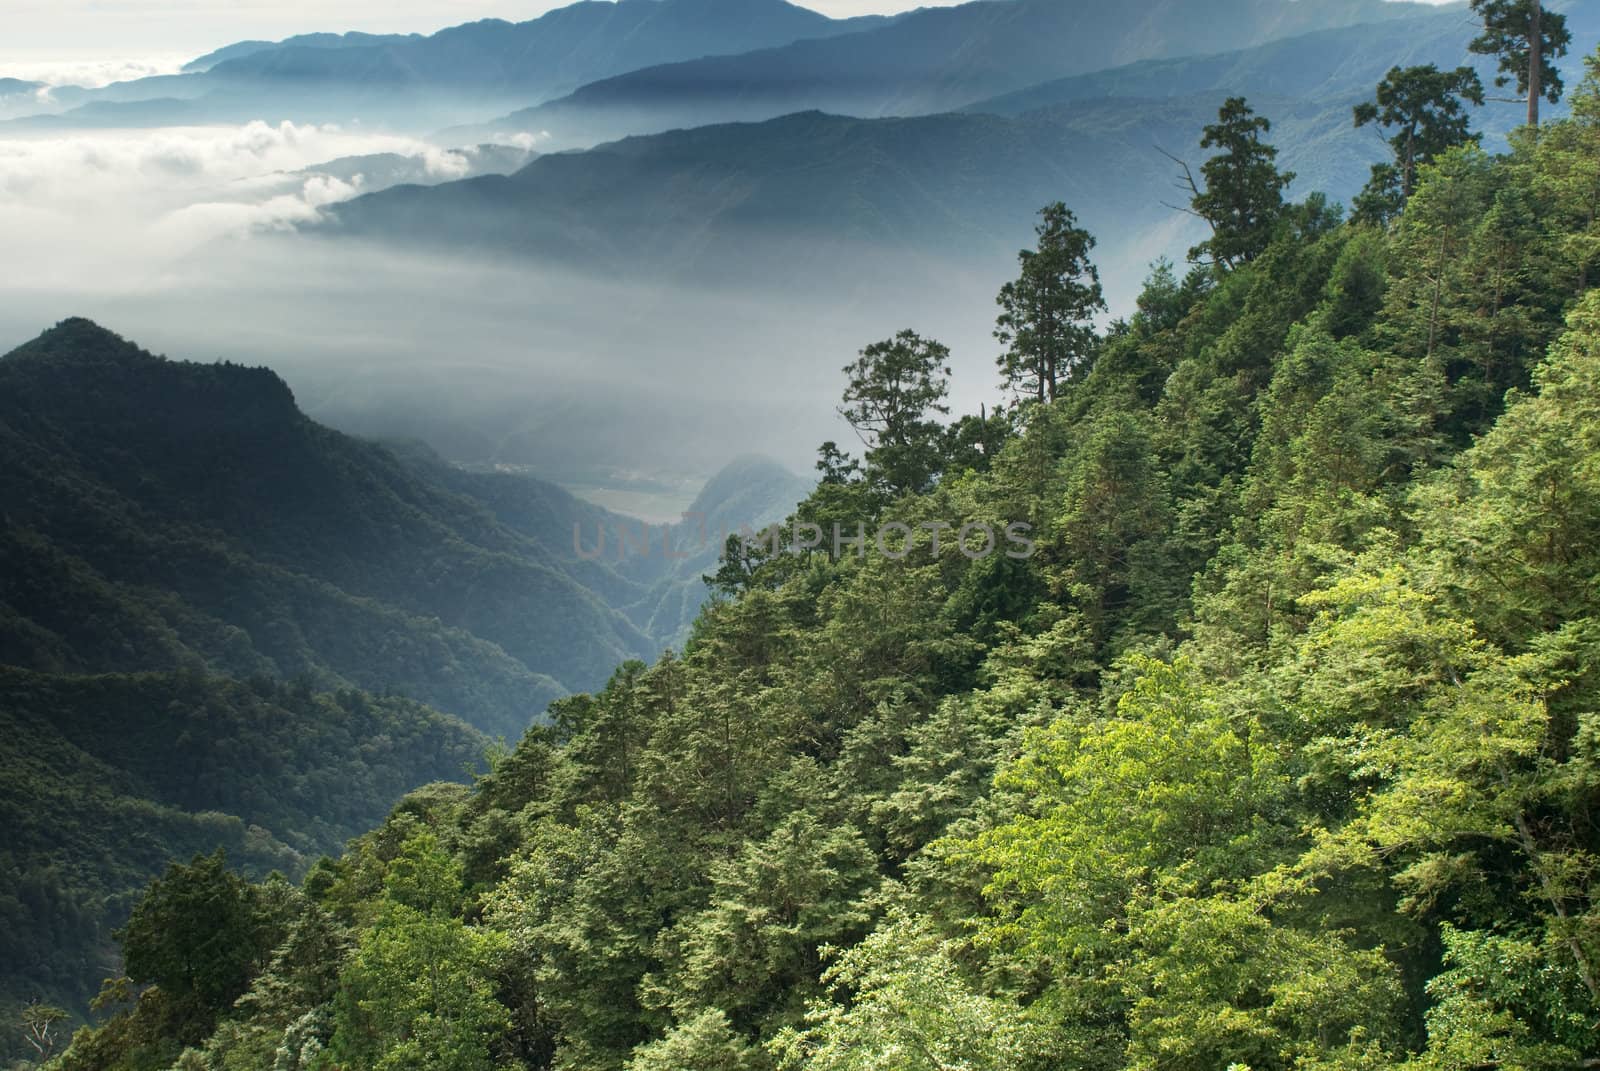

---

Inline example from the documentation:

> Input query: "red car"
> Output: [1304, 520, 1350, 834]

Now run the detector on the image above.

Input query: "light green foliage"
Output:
[627, 1010, 757, 1071]
[328, 833, 510, 1071]
[771, 916, 1038, 1071]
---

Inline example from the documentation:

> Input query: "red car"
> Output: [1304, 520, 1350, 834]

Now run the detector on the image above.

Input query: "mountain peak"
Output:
[688, 454, 810, 523]
[1, 320, 300, 428]
[9, 317, 157, 365]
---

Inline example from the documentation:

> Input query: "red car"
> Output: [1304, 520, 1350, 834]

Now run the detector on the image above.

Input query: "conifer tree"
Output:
[1179, 98, 1295, 270]
[1469, 0, 1571, 126]
[1354, 64, 1485, 213]
[995, 202, 1106, 403]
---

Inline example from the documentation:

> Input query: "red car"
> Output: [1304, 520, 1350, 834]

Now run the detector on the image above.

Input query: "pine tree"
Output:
[1469, 0, 1571, 127]
[995, 203, 1106, 404]
[838, 330, 953, 495]
[1354, 65, 1485, 207]
[1180, 98, 1295, 270]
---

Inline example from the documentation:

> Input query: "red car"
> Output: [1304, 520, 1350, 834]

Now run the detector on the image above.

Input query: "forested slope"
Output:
[0, 319, 668, 735]
[48, 38, 1600, 1071]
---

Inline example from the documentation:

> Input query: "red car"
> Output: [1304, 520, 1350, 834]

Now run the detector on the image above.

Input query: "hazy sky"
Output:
[0, 0, 1462, 70]
[4, 0, 958, 66]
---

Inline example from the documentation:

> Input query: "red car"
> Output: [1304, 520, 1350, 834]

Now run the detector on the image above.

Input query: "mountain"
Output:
[0, 77, 44, 120]
[404, 448, 812, 649]
[293, 144, 538, 188]
[320, 101, 1350, 301]
[15, 0, 895, 131]
[969, 1, 1600, 118]
[0, 318, 778, 737]
[0, 320, 809, 1048]
[453, 0, 1449, 149]
[181, 31, 425, 73]
[329, 5, 1598, 300]
[45, 97, 1600, 1071]
[615, 455, 815, 644]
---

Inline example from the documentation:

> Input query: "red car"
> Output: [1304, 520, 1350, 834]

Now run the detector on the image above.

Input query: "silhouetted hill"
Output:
[182, 30, 424, 73]
[0, 318, 665, 735]
[321, 102, 1349, 299]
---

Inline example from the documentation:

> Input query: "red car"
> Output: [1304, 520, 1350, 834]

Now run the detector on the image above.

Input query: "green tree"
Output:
[1180, 98, 1295, 270]
[1469, 0, 1571, 126]
[629, 1009, 759, 1071]
[771, 916, 1039, 1071]
[1354, 65, 1485, 206]
[118, 850, 281, 1040]
[328, 833, 509, 1071]
[995, 203, 1106, 403]
[838, 330, 953, 495]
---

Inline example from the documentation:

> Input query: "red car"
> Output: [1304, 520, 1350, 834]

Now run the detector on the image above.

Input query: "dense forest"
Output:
[20, 16, 1600, 1071]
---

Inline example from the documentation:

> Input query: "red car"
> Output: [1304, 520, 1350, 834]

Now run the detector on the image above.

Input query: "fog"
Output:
[0, 118, 1086, 498]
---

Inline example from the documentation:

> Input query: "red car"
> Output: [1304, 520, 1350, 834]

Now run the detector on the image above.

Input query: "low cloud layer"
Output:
[0, 53, 189, 89]
[0, 120, 479, 285]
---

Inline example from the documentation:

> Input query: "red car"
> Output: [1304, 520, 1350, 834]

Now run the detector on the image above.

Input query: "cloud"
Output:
[0, 120, 455, 283]
[0, 54, 189, 89]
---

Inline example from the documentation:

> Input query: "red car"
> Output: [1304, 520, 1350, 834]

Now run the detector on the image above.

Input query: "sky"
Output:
[2, 0, 957, 71]
[0, 0, 1465, 76]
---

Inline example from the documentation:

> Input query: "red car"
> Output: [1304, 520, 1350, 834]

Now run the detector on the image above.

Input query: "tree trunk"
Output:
[1529, 2, 1542, 128]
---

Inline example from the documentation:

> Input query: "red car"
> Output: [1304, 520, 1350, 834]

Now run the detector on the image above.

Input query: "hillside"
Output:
[0, 322, 807, 1058]
[0, 319, 663, 735]
[48, 52, 1600, 1071]
[0, 668, 487, 1028]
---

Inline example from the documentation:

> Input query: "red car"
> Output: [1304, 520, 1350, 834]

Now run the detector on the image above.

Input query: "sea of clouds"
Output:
[0, 120, 481, 286]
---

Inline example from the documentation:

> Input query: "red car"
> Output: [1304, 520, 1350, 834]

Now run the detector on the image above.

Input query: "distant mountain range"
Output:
[447, 0, 1448, 147]
[5, 0, 1463, 136]
[14, 0, 896, 129]
[181, 30, 426, 73]
[318, 2, 1597, 306]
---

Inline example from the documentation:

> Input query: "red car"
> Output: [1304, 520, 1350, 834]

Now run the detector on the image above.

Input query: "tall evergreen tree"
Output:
[1469, 0, 1571, 126]
[995, 202, 1106, 404]
[1354, 65, 1485, 207]
[1180, 98, 1295, 270]
[838, 330, 953, 495]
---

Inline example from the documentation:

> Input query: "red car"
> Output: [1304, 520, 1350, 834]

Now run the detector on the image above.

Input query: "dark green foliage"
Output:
[995, 203, 1106, 404]
[118, 852, 283, 1039]
[1354, 65, 1485, 204]
[1184, 97, 1295, 270]
[1469, 0, 1571, 123]
[0, 667, 483, 1053]
[0, 318, 698, 736]
[837, 331, 953, 496]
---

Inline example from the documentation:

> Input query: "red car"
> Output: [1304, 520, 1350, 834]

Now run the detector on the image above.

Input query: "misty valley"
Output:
[3, 0, 1600, 1069]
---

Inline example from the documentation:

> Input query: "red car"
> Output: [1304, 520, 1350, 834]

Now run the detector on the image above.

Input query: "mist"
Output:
[0, 117, 1086, 501]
